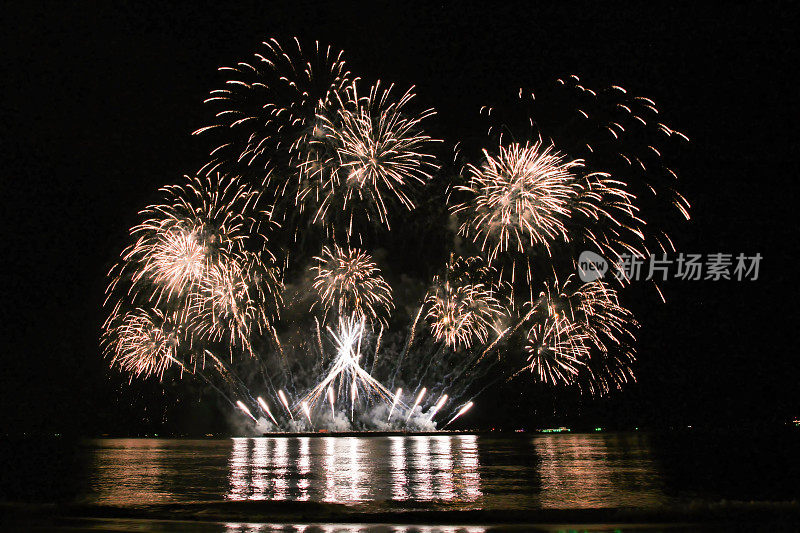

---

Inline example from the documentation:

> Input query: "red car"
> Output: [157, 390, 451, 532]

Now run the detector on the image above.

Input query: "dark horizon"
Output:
[1, 2, 797, 436]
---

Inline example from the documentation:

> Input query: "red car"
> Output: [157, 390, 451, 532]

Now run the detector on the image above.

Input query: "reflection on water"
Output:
[226, 435, 482, 504]
[88, 439, 169, 505]
[83, 433, 673, 510]
[87, 438, 237, 504]
[223, 525, 489, 533]
[534, 433, 665, 508]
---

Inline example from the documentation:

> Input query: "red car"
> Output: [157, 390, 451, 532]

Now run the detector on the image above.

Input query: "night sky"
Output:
[2, 1, 797, 435]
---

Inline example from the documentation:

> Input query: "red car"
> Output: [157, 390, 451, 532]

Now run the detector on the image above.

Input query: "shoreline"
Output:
[3, 500, 799, 527]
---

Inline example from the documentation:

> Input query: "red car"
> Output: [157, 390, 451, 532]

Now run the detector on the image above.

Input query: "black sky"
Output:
[1, 1, 798, 435]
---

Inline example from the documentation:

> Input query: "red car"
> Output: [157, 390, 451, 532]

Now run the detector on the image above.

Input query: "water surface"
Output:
[3, 432, 799, 531]
[81, 433, 668, 509]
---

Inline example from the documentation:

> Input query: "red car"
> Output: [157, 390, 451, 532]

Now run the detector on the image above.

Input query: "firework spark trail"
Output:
[257, 396, 278, 425]
[443, 401, 474, 428]
[411, 342, 446, 388]
[302, 317, 394, 411]
[350, 382, 357, 420]
[278, 389, 294, 420]
[315, 318, 325, 357]
[441, 358, 504, 411]
[301, 401, 314, 427]
[236, 400, 257, 421]
[387, 387, 402, 421]
[390, 304, 425, 388]
[439, 319, 518, 393]
[327, 387, 336, 418]
[178, 363, 241, 409]
[201, 348, 260, 401]
[369, 325, 383, 374]
[182, 351, 256, 410]
[405, 387, 427, 423]
[427, 394, 448, 421]
[477, 325, 512, 362]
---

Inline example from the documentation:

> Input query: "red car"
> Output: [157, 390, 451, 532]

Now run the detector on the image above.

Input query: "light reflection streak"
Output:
[347, 437, 364, 501]
[228, 438, 250, 500]
[456, 435, 482, 500]
[533, 433, 662, 508]
[88, 439, 170, 505]
[410, 436, 433, 500]
[322, 437, 366, 502]
[225, 436, 482, 505]
[273, 437, 289, 500]
[224, 525, 488, 533]
[393, 528, 487, 533]
[389, 436, 408, 500]
[297, 437, 311, 501]
[86, 434, 672, 517]
[323, 437, 336, 502]
[431, 435, 455, 500]
[251, 438, 268, 500]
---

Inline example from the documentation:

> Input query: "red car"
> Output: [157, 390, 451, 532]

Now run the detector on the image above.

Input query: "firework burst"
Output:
[312, 245, 393, 325]
[103, 174, 281, 378]
[103, 308, 186, 379]
[187, 251, 280, 350]
[425, 256, 505, 350]
[452, 141, 583, 283]
[102, 38, 690, 428]
[481, 77, 690, 260]
[135, 227, 208, 302]
[520, 277, 637, 392]
[194, 38, 350, 183]
[524, 312, 591, 386]
[308, 81, 439, 234]
[117, 175, 272, 303]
